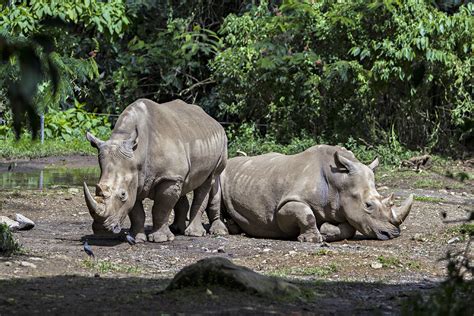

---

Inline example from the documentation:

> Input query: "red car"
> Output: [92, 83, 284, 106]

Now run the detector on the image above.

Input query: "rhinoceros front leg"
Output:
[148, 179, 182, 242]
[184, 177, 212, 237]
[207, 177, 228, 235]
[129, 200, 147, 243]
[320, 222, 356, 242]
[276, 201, 323, 243]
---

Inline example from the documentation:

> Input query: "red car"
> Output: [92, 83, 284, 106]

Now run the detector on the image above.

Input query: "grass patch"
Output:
[312, 249, 334, 256]
[0, 137, 95, 159]
[377, 255, 401, 268]
[82, 258, 141, 274]
[445, 170, 472, 182]
[271, 264, 338, 278]
[414, 195, 444, 203]
[413, 179, 445, 189]
[0, 224, 21, 256]
[447, 223, 474, 237]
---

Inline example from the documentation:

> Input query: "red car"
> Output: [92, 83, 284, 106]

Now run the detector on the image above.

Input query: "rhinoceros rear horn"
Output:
[83, 182, 105, 217]
[86, 132, 104, 149]
[391, 194, 413, 226]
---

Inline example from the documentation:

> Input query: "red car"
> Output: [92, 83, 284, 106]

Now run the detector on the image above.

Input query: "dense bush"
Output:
[211, 0, 473, 154]
[0, 0, 472, 158]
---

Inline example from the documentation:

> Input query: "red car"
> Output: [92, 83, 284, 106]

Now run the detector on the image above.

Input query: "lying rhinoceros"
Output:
[83, 99, 228, 242]
[216, 145, 413, 242]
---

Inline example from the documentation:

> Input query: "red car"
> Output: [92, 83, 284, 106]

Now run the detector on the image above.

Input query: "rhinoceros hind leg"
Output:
[129, 201, 146, 243]
[209, 219, 228, 235]
[277, 201, 323, 243]
[185, 177, 212, 237]
[207, 178, 228, 235]
[170, 196, 190, 235]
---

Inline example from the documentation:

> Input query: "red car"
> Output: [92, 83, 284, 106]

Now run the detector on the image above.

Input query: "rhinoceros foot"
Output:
[133, 232, 147, 243]
[297, 231, 324, 243]
[209, 219, 229, 235]
[184, 222, 206, 237]
[166, 257, 301, 298]
[148, 226, 175, 242]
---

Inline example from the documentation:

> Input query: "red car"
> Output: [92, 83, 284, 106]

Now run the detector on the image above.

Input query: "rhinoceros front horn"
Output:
[390, 194, 413, 226]
[83, 182, 105, 217]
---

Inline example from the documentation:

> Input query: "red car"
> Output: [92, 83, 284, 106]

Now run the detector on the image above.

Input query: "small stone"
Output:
[439, 189, 448, 194]
[449, 192, 456, 196]
[29, 257, 44, 261]
[378, 186, 389, 191]
[20, 261, 37, 269]
[288, 250, 297, 256]
[371, 262, 383, 269]
[447, 237, 461, 244]
[217, 247, 225, 253]
[461, 192, 468, 197]
[262, 248, 271, 253]
[4, 261, 12, 266]
[412, 233, 426, 242]
[206, 288, 213, 296]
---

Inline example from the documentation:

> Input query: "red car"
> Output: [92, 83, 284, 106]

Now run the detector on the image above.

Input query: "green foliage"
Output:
[211, 0, 474, 153]
[0, 223, 21, 256]
[0, 137, 96, 158]
[43, 102, 110, 141]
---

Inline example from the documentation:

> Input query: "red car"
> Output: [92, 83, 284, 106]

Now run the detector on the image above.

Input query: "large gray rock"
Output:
[166, 257, 300, 297]
[0, 214, 35, 231]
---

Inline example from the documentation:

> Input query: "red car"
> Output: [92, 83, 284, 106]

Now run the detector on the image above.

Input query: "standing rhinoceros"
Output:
[83, 99, 228, 242]
[217, 145, 413, 242]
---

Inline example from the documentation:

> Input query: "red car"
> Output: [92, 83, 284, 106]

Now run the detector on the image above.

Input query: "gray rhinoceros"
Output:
[83, 99, 228, 242]
[217, 145, 413, 242]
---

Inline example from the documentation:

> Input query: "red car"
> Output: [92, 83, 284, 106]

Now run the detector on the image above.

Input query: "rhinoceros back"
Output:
[113, 99, 227, 196]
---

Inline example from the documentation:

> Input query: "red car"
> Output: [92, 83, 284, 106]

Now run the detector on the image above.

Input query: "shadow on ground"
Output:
[0, 275, 438, 315]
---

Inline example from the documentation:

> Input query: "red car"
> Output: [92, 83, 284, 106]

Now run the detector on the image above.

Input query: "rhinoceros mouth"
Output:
[375, 226, 401, 240]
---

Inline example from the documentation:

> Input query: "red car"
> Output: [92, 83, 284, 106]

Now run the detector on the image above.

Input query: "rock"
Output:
[20, 261, 37, 269]
[371, 262, 383, 269]
[439, 189, 448, 194]
[0, 216, 20, 230]
[13, 214, 35, 230]
[262, 248, 271, 253]
[288, 250, 297, 256]
[447, 237, 461, 244]
[29, 257, 44, 261]
[412, 233, 426, 242]
[166, 257, 301, 298]
[377, 186, 389, 191]
[461, 192, 468, 197]
[4, 262, 12, 266]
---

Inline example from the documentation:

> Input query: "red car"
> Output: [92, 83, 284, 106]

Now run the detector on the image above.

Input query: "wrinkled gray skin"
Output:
[217, 145, 413, 242]
[83, 99, 228, 243]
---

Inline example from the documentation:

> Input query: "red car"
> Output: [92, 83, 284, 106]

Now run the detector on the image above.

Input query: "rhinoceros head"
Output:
[83, 129, 139, 235]
[334, 152, 413, 240]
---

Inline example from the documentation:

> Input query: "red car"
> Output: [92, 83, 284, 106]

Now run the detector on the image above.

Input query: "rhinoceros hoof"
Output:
[297, 232, 324, 243]
[184, 224, 206, 237]
[209, 220, 229, 236]
[134, 233, 147, 243]
[148, 228, 175, 243]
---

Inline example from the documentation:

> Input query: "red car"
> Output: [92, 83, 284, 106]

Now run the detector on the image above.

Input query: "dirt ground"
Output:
[0, 155, 473, 315]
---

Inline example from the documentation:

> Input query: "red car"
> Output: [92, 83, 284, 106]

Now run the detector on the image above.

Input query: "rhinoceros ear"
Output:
[367, 157, 379, 172]
[122, 128, 139, 152]
[86, 132, 104, 149]
[335, 151, 357, 173]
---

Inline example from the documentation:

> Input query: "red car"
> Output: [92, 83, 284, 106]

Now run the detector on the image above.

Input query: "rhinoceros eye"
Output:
[119, 190, 128, 202]
[364, 201, 374, 213]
